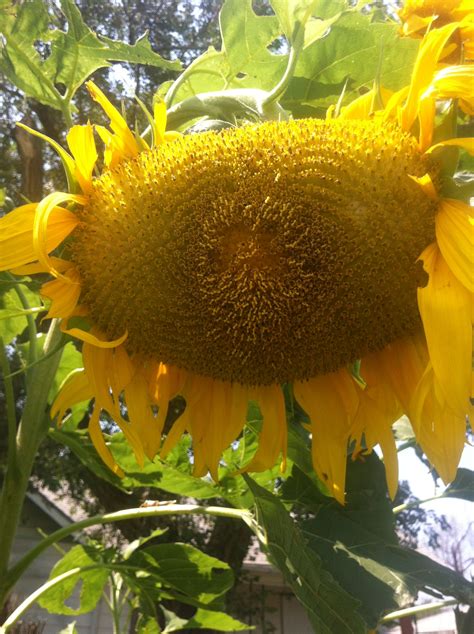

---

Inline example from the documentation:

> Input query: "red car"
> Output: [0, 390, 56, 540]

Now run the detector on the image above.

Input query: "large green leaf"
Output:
[0, 0, 63, 109]
[284, 11, 419, 113]
[37, 544, 109, 615]
[0, 275, 42, 344]
[281, 456, 474, 626]
[162, 607, 249, 632]
[0, 0, 180, 110]
[128, 543, 234, 606]
[246, 476, 367, 633]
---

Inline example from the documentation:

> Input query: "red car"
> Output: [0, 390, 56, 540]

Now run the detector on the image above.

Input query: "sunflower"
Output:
[0, 20, 472, 504]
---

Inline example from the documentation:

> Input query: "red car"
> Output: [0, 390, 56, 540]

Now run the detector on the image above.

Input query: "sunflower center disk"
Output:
[74, 119, 438, 385]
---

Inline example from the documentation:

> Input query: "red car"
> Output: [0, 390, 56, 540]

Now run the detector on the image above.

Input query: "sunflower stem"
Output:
[381, 598, 458, 622]
[0, 338, 18, 482]
[2, 504, 250, 602]
[0, 319, 64, 609]
[392, 494, 444, 515]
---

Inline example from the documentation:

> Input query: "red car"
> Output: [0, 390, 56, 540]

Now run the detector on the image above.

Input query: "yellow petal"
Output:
[244, 384, 287, 474]
[60, 318, 128, 349]
[108, 345, 136, 395]
[0, 203, 79, 271]
[125, 369, 162, 460]
[417, 243, 472, 414]
[351, 353, 402, 499]
[148, 362, 186, 434]
[51, 369, 93, 423]
[87, 81, 138, 160]
[11, 257, 72, 276]
[372, 334, 429, 421]
[409, 173, 438, 200]
[66, 123, 98, 194]
[33, 192, 86, 278]
[426, 137, 474, 155]
[339, 86, 392, 120]
[411, 364, 466, 484]
[88, 408, 125, 477]
[436, 198, 474, 292]
[41, 266, 82, 318]
[294, 369, 359, 504]
[153, 101, 167, 144]
[430, 65, 474, 115]
[401, 22, 460, 132]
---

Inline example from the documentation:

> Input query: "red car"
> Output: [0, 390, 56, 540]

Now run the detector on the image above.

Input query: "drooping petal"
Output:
[11, 257, 72, 276]
[417, 243, 472, 415]
[41, 266, 82, 318]
[294, 369, 359, 504]
[66, 123, 98, 194]
[244, 384, 287, 474]
[400, 22, 460, 133]
[436, 198, 474, 292]
[372, 333, 429, 422]
[60, 318, 128, 349]
[148, 362, 186, 435]
[51, 369, 93, 423]
[88, 408, 125, 477]
[351, 352, 402, 499]
[33, 192, 86, 277]
[125, 369, 162, 460]
[411, 364, 466, 484]
[426, 137, 474, 155]
[82, 342, 145, 467]
[108, 345, 136, 395]
[0, 203, 79, 271]
[429, 64, 474, 115]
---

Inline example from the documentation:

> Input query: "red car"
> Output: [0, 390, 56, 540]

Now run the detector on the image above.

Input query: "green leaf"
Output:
[129, 543, 234, 605]
[0, 0, 63, 109]
[45, 0, 180, 100]
[38, 545, 109, 615]
[0, 276, 42, 344]
[111, 433, 219, 499]
[170, 0, 287, 104]
[245, 475, 367, 633]
[48, 341, 83, 400]
[281, 456, 474, 626]
[0, 0, 180, 111]
[163, 607, 249, 632]
[284, 12, 419, 114]
[442, 469, 474, 502]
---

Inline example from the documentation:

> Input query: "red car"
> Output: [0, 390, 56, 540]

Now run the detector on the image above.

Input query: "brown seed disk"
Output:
[72, 118, 438, 385]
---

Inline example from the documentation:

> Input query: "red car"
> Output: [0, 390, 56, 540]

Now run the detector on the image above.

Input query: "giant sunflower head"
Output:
[1, 20, 472, 504]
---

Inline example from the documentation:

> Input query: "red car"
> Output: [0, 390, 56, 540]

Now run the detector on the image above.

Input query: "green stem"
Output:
[3, 504, 249, 602]
[381, 598, 458, 622]
[8, 275, 39, 370]
[262, 45, 299, 107]
[109, 573, 122, 634]
[393, 494, 444, 515]
[0, 320, 64, 609]
[0, 338, 17, 475]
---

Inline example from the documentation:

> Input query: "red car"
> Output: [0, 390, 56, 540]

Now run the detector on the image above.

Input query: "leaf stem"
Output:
[0, 338, 18, 474]
[381, 598, 458, 622]
[0, 320, 64, 609]
[393, 494, 444, 514]
[3, 504, 250, 602]
[6, 272, 39, 371]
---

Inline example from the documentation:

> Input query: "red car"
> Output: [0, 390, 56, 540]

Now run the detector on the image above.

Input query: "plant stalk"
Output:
[3, 504, 250, 602]
[0, 320, 64, 609]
